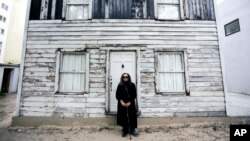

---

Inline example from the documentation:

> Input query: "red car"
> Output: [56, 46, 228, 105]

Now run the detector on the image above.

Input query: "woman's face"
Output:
[122, 74, 129, 82]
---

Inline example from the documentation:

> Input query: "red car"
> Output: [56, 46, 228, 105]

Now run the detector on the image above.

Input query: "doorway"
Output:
[109, 51, 136, 113]
[1, 68, 12, 93]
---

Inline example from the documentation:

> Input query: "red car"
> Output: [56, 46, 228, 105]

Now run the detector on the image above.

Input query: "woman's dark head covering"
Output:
[119, 73, 132, 85]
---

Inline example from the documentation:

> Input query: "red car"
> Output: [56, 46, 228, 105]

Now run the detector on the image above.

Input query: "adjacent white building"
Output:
[0, 0, 27, 93]
[214, 0, 250, 116]
[0, 0, 10, 59]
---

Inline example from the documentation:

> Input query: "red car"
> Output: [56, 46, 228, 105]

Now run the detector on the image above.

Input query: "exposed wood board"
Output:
[51, 0, 57, 19]
[188, 63, 221, 68]
[28, 27, 217, 32]
[188, 68, 221, 72]
[189, 72, 222, 77]
[189, 82, 223, 87]
[40, 0, 49, 19]
[26, 40, 219, 46]
[190, 86, 223, 91]
[190, 91, 224, 96]
[28, 23, 217, 28]
[23, 82, 55, 87]
[28, 19, 216, 24]
[24, 72, 55, 77]
[23, 86, 54, 92]
[141, 107, 225, 113]
[141, 101, 225, 108]
[20, 107, 54, 112]
[27, 35, 218, 41]
[22, 101, 54, 107]
[141, 96, 225, 102]
[20, 111, 53, 117]
[23, 76, 55, 82]
[188, 59, 220, 63]
[28, 31, 218, 36]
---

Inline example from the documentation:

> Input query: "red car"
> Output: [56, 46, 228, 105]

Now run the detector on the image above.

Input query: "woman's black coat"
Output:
[116, 82, 137, 129]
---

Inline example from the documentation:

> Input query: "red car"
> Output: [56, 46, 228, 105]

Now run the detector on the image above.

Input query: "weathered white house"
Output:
[16, 0, 225, 118]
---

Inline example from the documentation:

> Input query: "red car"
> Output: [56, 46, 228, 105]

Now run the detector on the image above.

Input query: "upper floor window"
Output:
[155, 0, 181, 20]
[3, 17, 6, 22]
[66, 0, 92, 20]
[1, 29, 4, 35]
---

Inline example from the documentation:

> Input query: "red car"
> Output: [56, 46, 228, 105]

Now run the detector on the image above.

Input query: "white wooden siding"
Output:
[20, 20, 225, 117]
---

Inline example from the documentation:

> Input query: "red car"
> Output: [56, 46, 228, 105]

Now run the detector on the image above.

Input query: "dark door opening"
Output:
[1, 68, 12, 93]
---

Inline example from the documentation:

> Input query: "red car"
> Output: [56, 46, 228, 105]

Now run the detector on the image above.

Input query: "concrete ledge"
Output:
[11, 116, 250, 127]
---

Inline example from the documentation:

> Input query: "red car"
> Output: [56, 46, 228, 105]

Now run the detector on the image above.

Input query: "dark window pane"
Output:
[225, 19, 240, 36]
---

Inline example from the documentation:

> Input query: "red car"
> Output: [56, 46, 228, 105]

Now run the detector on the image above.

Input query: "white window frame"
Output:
[54, 50, 89, 94]
[154, 0, 184, 20]
[63, 0, 92, 20]
[155, 50, 189, 95]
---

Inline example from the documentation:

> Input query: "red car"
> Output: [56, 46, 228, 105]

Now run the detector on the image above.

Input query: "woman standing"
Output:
[116, 73, 139, 137]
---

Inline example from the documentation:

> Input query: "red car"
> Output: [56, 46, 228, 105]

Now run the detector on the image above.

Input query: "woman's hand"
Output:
[125, 102, 131, 107]
[120, 100, 131, 107]
[120, 100, 126, 107]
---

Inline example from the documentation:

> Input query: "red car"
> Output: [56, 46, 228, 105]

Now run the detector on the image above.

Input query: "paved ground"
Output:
[0, 94, 16, 127]
[0, 94, 250, 141]
[226, 92, 250, 116]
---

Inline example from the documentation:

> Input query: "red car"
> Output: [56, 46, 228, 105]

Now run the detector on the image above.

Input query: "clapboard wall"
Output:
[19, 19, 225, 117]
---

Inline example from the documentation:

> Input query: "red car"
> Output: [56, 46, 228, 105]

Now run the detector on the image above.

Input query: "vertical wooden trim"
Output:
[15, 0, 32, 117]
[85, 52, 90, 92]
[105, 50, 110, 113]
[155, 51, 160, 93]
[40, 0, 49, 19]
[154, 0, 158, 19]
[51, 0, 57, 19]
[210, 0, 215, 20]
[180, 0, 185, 20]
[184, 50, 189, 95]
[136, 49, 141, 113]
[105, 0, 109, 19]
[54, 51, 61, 93]
[62, 0, 67, 19]
[89, 0, 93, 19]
[143, 0, 147, 19]
[195, 0, 200, 19]
[184, 0, 188, 19]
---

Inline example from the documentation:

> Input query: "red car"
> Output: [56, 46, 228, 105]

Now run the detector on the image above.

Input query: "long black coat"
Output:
[116, 82, 137, 129]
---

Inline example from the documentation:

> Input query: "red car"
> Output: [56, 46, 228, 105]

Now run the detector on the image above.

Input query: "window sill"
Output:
[156, 92, 187, 96]
[54, 92, 89, 95]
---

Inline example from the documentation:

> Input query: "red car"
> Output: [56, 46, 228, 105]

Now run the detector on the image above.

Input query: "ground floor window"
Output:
[157, 52, 186, 93]
[55, 52, 89, 94]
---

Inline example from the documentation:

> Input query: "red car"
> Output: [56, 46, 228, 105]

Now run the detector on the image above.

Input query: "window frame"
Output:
[54, 50, 89, 94]
[154, 0, 184, 20]
[63, 0, 92, 20]
[155, 49, 189, 95]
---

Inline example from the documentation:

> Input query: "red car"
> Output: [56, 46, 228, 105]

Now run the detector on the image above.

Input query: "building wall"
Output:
[0, 0, 10, 63]
[19, 20, 225, 117]
[215, 0, 250, 94]
[2, 0, 27, 64]
[214, 0, 250, 116]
